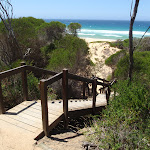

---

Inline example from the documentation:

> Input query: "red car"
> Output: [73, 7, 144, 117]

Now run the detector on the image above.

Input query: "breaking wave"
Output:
[80, 29, 150, 36]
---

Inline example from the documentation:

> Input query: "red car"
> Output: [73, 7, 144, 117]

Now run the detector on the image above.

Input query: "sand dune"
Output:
[84, 38, 120, 80]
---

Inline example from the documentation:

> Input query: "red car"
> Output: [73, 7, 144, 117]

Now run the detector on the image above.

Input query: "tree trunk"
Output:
[129, 0, 140, 80]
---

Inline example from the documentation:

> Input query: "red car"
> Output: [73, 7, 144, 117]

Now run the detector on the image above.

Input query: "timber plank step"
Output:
[0, 94, 107, 140]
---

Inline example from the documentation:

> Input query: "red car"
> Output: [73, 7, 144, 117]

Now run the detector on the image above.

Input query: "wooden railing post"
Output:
[92, 79, 97, 115]
[106, 86, 111, 105]
[87, 83, 90, 96]
[83, 82, 86, 99]
[40, 80, 49, 136]
[62, 69, 68, 129]
[0, 81, 5, 114]
[21, 62, 28, 101]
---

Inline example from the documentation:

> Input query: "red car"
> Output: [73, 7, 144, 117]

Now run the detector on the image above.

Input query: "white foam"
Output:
[80, 29, 150, 36]
[103, 34, 122, 37]
[78, 33, 95, 36]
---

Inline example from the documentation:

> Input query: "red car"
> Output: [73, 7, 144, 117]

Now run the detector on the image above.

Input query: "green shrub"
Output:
[1, 60, 40, 109]
[109, 39, 129, 50]
[37, 21, 66, 42]
[134, 37, 150, 52]
[27, 72, 40, 100]
[86, 50, 150, 149]
[105, 50, 126, 67]
[47, 35, 89, 72]
[114, 51, 150, 81]
[0, 17, 45, 46]
[89, 60, 95, 66]
[86, 79, 150, 149]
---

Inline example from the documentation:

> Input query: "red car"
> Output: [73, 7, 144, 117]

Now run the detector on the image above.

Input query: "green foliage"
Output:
[110, 37, 150, 52]
[86, 50, 150, 149]
[47, 35, 89, 71]
[105, 50, 126, 67]
[41, 43, 55, 56]
[89, 60, 95, 66]
[0, 17, 45, 47]
[68, 23, 82, 36]
[37, 21, 66, 41]
[109, 39, 129, 50]
[2, 74, 22, 109]
[90, 41, 107, 43]
[27, 72, 40, 99]
[0, 17, 91, 108]
[48, 48, 74, 69]
[114, 51, 150, 81]
[2, 72, 40, 109]
[134, 37, 150, 52]
[47, 87, 57, 100]
[86, 79, 150, 149]
[1, 60, 40, 109]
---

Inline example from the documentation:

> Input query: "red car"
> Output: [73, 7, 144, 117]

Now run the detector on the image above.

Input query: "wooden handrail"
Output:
[27, 66, 57, 76]
[68, 73, 109, 87]
[40, 71, 64, 136]
[97, 80, 109, 87]
[0, 64, 113, 136]
[0, 65, 29, 114]
[95, 76, 109, 83]
[0, 65, 27, 80]
[68, 73, 93, 83]
[41, 72, 63, 86]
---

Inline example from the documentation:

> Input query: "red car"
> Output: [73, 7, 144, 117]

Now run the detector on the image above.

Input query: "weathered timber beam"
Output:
[41, 72, 63, 86]
[68, 73, 93, 83]
[0, 81, 5, 114]
[40, 80, 49, 137]
[92, 79, 97, 115]
[21, 63, 28, 101]
[97, 81, 109, 87]
[0, 65, 27, 80]
[26, 66, 57, 76]
[95, 76, 109, 83]
[62, 69, 69, 129]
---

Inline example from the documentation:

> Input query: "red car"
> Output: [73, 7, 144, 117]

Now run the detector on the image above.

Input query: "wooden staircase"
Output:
[0, 64, 115, 141]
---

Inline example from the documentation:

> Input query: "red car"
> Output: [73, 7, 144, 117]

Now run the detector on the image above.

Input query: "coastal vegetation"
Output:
[68, 22, 82, 36]
[85, 38, 150, 149]
[0, 17, 90, 109]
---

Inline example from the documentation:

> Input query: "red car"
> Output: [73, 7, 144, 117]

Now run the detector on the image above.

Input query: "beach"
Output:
[83, 38, 120, 80]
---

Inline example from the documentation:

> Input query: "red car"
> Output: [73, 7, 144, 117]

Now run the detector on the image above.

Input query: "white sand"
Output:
[83, 38, 120, 80]
[81, 37, 116, 43]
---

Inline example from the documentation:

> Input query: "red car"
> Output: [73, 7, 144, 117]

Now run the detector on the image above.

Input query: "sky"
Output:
[11, 0, 150, 21]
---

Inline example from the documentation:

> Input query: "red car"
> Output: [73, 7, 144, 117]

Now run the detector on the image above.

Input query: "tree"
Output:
[0, 0, 21, 65]
[37, 21, 66, 42]
[68, 23, 81, 36]
[129, 0, 140, 80]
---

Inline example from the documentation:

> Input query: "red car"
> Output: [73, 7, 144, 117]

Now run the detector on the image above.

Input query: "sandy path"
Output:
[85, 38, 120, 80]
[0, 118, 38, 150]
[35, 130, 85, 150]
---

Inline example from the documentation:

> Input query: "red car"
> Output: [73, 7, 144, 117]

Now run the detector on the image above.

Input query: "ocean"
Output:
[45, 19, 150, 40]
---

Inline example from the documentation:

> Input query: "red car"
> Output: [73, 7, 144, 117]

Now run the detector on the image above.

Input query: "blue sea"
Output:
[45, 19, 150, 40]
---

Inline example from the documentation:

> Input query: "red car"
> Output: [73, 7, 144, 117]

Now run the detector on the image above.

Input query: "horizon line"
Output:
[11, 16, 150, 22]
[42, 18, 150, 22]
